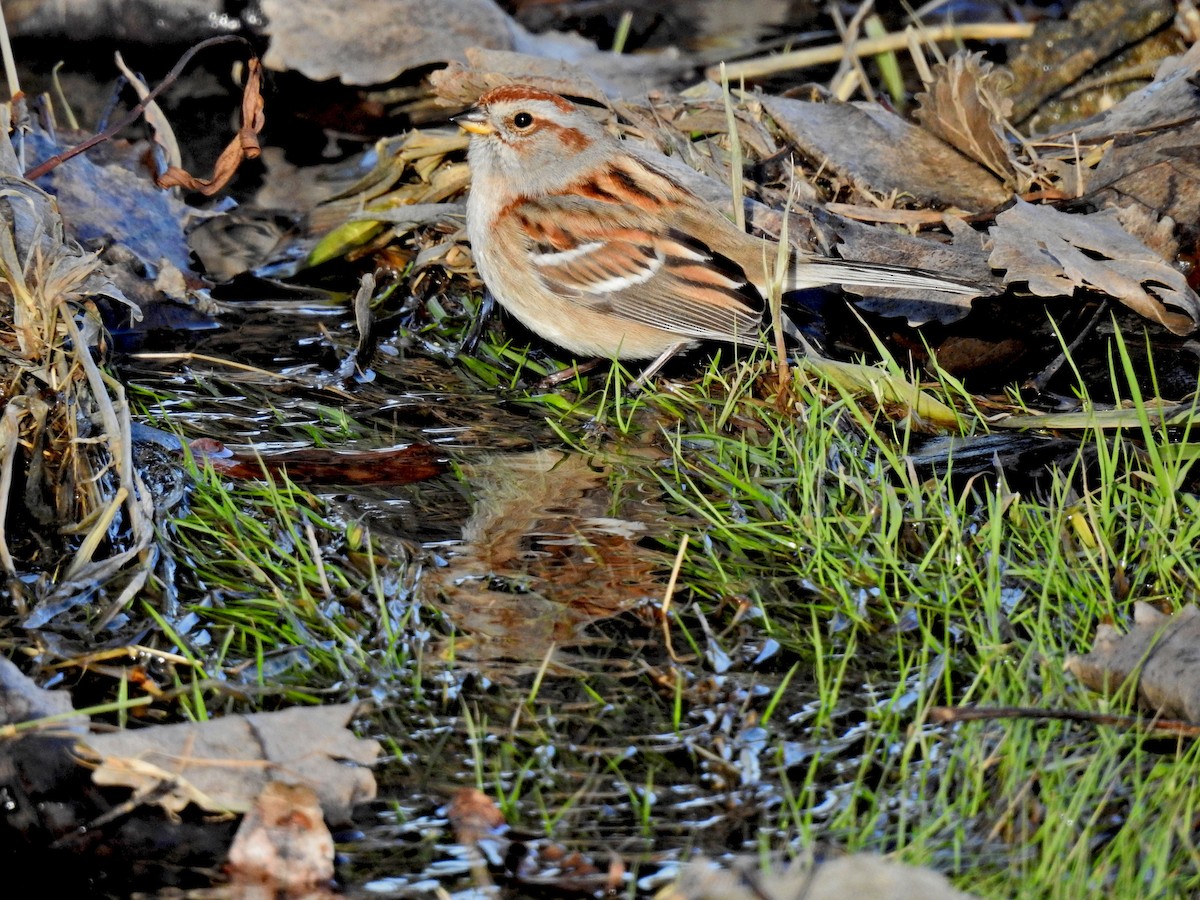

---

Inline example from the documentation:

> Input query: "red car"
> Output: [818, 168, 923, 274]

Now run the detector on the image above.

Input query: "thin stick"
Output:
[660, 533, 689, 663]
[771, 179, 794, 390]
[829, 1, 876, 103]
[929, 705, 1200, 738]
[707, 23, 1035, 82]
[0, 0, 20, 100]
[0, 404, 21, 584]
[132, 350, 298, 380]
[719, 64, 745, 233]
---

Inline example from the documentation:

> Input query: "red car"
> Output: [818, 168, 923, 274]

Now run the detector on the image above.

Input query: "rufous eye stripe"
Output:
[546, 124, 589, 152]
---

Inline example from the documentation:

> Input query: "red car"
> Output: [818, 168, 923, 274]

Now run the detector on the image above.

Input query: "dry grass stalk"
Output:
[0, 106, 153, 616]
[707, 22, 1036, 82]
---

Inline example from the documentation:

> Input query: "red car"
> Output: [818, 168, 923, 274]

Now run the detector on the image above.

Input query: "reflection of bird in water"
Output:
[427, 449, 665, 671]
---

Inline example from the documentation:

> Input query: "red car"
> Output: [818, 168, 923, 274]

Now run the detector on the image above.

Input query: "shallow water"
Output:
[119, 297, 955, 896]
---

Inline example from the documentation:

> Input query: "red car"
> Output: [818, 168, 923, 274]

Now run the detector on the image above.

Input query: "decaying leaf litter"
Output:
[2, 0, 1200, 896]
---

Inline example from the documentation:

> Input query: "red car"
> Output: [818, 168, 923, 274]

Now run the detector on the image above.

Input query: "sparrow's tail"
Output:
[788, 258, 982, 295]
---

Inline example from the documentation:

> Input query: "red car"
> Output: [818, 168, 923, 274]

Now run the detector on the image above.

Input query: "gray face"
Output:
[464, 94, 617, 196]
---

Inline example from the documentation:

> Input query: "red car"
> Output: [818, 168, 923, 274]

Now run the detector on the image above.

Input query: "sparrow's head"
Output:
[453, 84, 612, 192]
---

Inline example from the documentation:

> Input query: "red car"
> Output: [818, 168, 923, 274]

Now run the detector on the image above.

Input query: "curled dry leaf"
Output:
[1066, 603, 1200, 723]
[914, 52, 1031, 192]
[988, 199, 1199, 334]
[303, 128, 472, 269]
[155, 58, 265, 196]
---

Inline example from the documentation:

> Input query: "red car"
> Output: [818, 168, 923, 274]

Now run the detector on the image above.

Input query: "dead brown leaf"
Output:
[1088, 125, 1200, 229]
[447, 787, 506, 845]
[914, 52, 1030, 192]
[25, 128, 202, 277]
[988, 199, 1199, 334]
[194, 441, 448, 486]
[1054, 43, 1200, 226]
[263, 0, 684, 94]
[226, 781, 335, 889]
[82, 703, 379, 822]
[1112, 205, 1179, 262]
[760, 94, 1010, 212]
[1066, 603, 1200, 722]
[1065, 41, 1200, 142]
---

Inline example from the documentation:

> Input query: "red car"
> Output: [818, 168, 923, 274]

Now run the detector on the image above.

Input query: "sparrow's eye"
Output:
[512, 112, 534, 129]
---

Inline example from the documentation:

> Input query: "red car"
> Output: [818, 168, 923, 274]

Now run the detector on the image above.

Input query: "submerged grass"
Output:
[144, 445, 436, 715]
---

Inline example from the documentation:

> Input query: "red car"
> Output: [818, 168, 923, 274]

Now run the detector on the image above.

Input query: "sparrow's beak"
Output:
[452, 107, 492, 136]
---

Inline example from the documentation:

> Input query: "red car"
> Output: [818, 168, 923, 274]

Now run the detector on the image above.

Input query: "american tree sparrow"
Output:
[455, 85, 980, 384]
